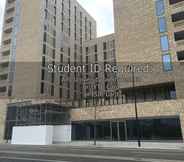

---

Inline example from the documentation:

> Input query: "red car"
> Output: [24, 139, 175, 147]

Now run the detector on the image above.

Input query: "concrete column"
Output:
[0, 100, 8, 143]
[124, 121, 128, 141]
[179, 114, 184, 141]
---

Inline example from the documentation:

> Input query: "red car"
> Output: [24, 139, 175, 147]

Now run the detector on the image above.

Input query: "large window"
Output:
[172, 11, 184, 22]
[158, 17, 167, 33]
[0, 87, 6, 93]
[160, 35, 169, 51]
[177, 51, 184, 61]
[155, 0, 165, 16]
[162, 54, 173, 71]
[169, 0, 184, 5]
[174, 30, 184, 41]
[5, 103, 70, 140]
[72, 117, 183, 141]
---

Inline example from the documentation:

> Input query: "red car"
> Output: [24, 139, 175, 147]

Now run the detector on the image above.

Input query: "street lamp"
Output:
[131, 66, 141, 148]
[92, 84, 97, 146]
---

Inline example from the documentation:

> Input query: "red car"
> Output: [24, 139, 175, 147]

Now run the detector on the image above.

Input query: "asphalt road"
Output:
[0, 144, 184, 162]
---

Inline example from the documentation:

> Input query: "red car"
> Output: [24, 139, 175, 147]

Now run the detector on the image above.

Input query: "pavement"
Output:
[53, 141, 184, 150]
[0, 144, 184, 162]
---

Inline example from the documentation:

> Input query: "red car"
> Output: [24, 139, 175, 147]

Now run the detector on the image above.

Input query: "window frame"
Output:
[158, 17, 167, 33]
[160, 35, 169, 52]
[155, 0, 165, 16]
[162, 54, 173, 71]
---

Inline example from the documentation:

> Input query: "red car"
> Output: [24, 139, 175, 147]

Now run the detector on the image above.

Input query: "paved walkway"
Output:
[54, 141, 184, 150]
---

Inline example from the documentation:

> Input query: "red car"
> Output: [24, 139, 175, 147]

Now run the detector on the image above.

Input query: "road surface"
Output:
[0, 144, 184, 162]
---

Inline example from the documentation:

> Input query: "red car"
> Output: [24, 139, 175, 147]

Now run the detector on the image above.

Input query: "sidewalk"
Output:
[54, 141, 184, 150]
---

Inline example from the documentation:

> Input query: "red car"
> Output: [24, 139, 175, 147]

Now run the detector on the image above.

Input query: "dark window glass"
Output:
[42, 56, 46, 67]
[104, 52, 107, 60]
[172, 11, 184, 22]
[60, 88, 62, 98]
[43, 44, 46, 54]
[94, 44, 97, 52]
[41, 69, 45, 80]
[177, 51, 184, 61]
[43, 32, 47, 42]
[169, 0, 184, 5]
[51, 85, 54, 96]
[40, 82, 44, 94]
[103, 42, 107, 50]
[0, 87, 6, 92]
[174, 30, 184, 41]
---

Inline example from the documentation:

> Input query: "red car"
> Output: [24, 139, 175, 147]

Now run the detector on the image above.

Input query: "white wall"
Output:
[11, 126, 53, 145]
[53, 125, 71, 143]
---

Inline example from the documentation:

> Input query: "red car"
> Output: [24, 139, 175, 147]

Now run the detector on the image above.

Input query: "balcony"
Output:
[1, 45, 11, 53]
[0, 91, 7, 97]
[2, 36, 12, 45]
[0, 67, 9, 76]
[5, 12, 15, 20]
[1, 49, 10, 56]
[0, 55, 10, 63]
[3, 22, 13, 33]
[2, 39, 11, 46]
[0, 86, 7, 97]
[6, 2, 15, 10]
[0, 79, 8, 86]
[7, 0, 16, 4]
[3, 21, 13, 30]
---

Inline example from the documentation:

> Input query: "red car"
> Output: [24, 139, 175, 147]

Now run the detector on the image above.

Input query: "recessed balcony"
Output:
[6, 2, 15, 10]
[3, 22, 13, 33]
[1, 45, 11, 53]
[0, 86, 7, 97]
[0, 55, 10, 63]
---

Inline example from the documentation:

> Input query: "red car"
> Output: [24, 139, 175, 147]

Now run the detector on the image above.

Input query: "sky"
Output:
[0, 0, 114, 43]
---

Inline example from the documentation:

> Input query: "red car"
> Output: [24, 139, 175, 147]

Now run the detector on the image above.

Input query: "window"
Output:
[0, 87, 6, 93]
[59, 76, 62, 86]
[104, 52, 107, 60]
[160, 35, 169, 51]
[41, 69, 45, 80]
[177, 51, 184, 61]
[162, 54, 173, 71]
[103, 42, 107, 50]
[169, 0, 184, 5]
[51, 85, 54, 96]
[95, 54, 98, 62]
[59, 88, 62, 98]
[86, 47, 89, 55]
[155, 0, 165, 16]
[172, 11, 184, 22]
[40, 82, 44, 94]
[43, 44, 46, 54]
[0, 74, 8, 80]
[94, 44, 97, 52]
[174, 30, 184, 41]
[158, 17, 167, 33]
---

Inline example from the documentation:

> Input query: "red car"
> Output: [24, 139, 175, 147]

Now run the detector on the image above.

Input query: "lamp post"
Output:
[92, 84, 97, 146]
[131, 66, 141, 148]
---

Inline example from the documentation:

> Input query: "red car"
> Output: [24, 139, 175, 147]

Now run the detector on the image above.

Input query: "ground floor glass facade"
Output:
[72, 117, 182, 141]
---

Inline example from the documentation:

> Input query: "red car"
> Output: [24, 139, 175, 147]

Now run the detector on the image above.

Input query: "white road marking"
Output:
[0, 156, 69, 162]
[0, 150, 184, 162]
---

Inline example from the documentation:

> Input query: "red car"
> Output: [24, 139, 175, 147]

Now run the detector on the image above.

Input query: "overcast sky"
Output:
[0, 0, 114, 43]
